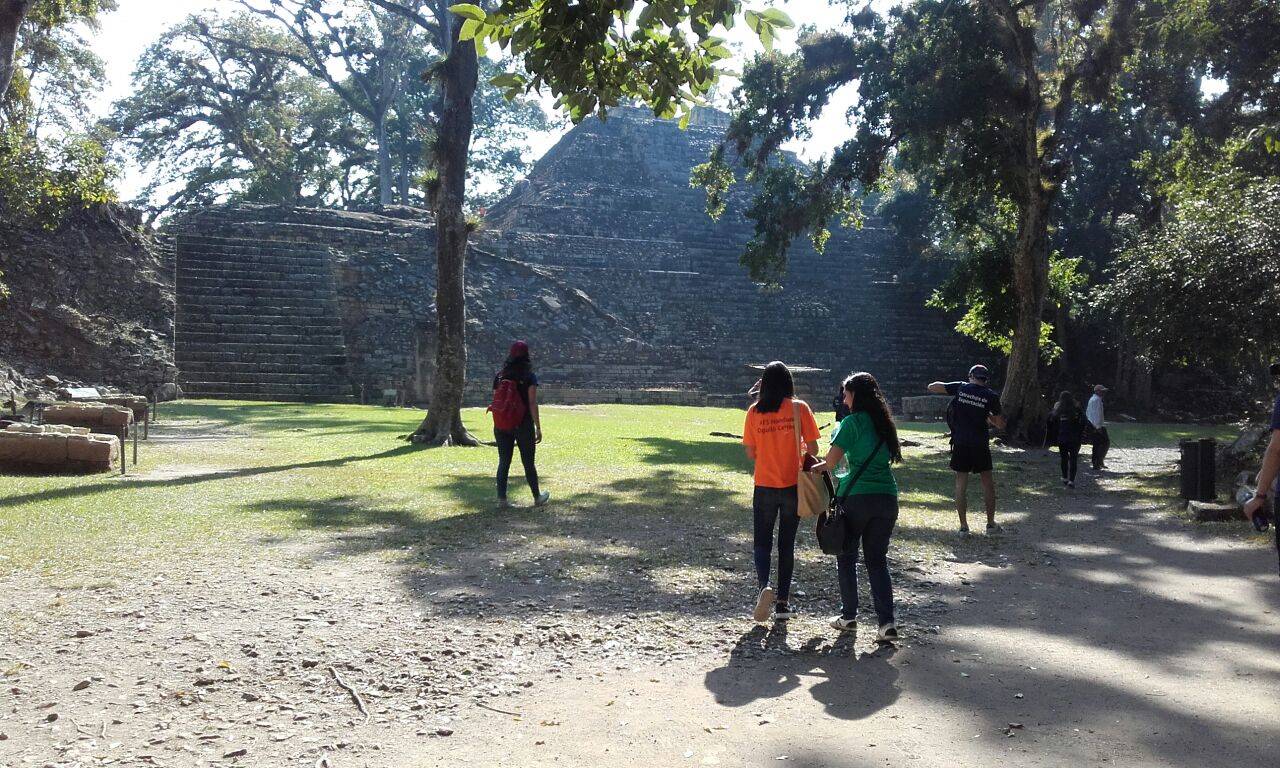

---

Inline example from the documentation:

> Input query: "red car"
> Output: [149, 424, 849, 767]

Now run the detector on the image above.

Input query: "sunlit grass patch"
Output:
[0, 400, 1233, 575]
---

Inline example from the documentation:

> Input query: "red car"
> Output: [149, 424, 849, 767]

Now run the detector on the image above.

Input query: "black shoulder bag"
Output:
[815, 438, 885, 555]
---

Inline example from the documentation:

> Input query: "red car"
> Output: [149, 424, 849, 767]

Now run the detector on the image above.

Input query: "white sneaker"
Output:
[534, 491, 550, 506]
[752, 587, 775, 623]
[829, 615, 856, 633]
[876, 622, 899, 644]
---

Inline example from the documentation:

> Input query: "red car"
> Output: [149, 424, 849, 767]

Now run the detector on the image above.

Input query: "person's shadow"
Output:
[704, 625, 901, 719]
[807, 645, 900, 720]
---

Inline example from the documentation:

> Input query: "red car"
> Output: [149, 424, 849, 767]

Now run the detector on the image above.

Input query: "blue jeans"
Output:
[835, 494, 898, 625]
[753, 485, 799, 601]
[495, 419, 539, 499]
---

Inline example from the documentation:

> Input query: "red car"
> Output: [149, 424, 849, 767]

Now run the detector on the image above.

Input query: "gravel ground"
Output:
[2, 442, 1276, 767]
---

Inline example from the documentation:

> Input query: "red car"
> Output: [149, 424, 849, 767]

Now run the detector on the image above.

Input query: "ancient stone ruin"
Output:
[167, 107, 978, 407]
[0, 203, 176, 401]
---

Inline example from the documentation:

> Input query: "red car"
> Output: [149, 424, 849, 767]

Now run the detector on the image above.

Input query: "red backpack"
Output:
[488, 378, 527, 431]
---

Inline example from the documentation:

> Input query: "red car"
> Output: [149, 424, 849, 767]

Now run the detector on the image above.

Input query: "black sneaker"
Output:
[774, 602, 795, 621]
[986, 522, 1003, 533]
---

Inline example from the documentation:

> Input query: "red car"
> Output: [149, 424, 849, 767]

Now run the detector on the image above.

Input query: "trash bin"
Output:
[1179, 438, 1217, 501]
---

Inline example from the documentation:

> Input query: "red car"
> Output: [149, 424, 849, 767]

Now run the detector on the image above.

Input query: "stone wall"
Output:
[480, 106, 982, 405]
[0, 203, 176, 400]
[167, 107, 983, 407]
[169, 206, 645, 403]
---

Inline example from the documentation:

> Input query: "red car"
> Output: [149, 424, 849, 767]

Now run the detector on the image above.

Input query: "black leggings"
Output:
[495, 420, 539, 499]
[1059, 443, 1081, 482]
[752, 485, 799, 601]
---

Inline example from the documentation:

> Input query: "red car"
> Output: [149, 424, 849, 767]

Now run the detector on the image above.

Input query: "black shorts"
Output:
[950, 443, 993, 473]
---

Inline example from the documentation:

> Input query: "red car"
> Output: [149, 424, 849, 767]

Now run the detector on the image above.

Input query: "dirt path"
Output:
[2, 444, 1277, 767]
[424, 448, 1280, 768]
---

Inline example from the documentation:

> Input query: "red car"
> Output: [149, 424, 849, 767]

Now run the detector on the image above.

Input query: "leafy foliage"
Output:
[0, 0, 114, 235]
[0, 123, 114, 228]
[110, 11, 547, 216]
[2, 21, 103, 135]
[448, 0, 791, 125]
[1096, 175, 1280, 373]
[108, 14, 353, 217]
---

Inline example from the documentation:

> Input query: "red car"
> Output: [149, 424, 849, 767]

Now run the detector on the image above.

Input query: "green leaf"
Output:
[744, 9, 762, 34]
[459, 18, 480, 41]
[760, 24, 774, 54]
[636, 3, 657, 29]
[489, 72, 526, 89]
[760, 8, 795, 29]
[449, 4, 486, 22]
[678, 110, 691, 130]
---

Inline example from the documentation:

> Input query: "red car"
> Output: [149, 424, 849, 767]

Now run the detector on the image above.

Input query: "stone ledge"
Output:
[1187, 500, 1242, 522]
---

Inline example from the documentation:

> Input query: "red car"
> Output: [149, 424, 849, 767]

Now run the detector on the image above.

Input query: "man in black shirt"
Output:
[929, 365, 1007, 533]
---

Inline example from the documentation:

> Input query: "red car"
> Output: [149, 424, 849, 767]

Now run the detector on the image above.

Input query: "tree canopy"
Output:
[110, 11, 547, 218]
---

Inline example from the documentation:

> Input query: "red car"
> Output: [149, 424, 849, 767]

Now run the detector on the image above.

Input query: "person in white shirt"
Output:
[1086, 384, 1110, 470]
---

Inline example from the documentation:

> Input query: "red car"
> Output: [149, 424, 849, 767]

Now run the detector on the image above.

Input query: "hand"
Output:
[534, 427, 543, 444]
[1243, 494, 1267, 520]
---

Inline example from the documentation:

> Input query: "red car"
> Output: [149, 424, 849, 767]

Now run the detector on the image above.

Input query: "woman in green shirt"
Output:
[809, 372, 904, 642]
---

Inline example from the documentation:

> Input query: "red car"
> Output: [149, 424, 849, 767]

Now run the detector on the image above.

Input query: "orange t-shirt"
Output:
[743, 398, 820, 488]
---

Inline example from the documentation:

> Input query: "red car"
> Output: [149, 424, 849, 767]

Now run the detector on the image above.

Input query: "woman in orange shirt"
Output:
[743, 361, 820, 622]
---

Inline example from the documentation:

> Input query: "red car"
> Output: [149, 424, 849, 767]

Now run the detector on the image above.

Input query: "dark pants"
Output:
[752, 485, 799, 601]
[495, 419, 539, 499]
[1059, 443, 1081, 482]
[1091, 427, 1110, 469]
[835, 494, 898, 625]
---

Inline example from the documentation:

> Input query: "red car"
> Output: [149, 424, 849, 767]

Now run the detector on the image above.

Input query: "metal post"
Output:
[133, 420, 139, 465]
[144, 405, 150, 440]
[119, 427, 126, 475]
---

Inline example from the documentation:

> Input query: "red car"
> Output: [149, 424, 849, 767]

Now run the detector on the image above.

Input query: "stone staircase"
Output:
[174, 233, 352, 401]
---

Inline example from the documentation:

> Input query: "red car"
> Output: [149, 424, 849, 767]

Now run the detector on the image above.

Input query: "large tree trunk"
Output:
[376, 115, 393, 207]
[0, 0, 31, 110]
[411, 21, 478, 446]
[397, 154, 411, 205]
[1001, 187, 1052, 444]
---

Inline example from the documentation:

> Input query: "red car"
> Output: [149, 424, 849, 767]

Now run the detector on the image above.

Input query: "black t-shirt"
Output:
[1270, 392, 1280, 433]
[944, 381, 1002, 447]
[1050, 405, 1086, 447]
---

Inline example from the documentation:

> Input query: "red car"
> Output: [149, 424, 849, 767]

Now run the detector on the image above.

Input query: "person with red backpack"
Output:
[490, 341, 549, 507]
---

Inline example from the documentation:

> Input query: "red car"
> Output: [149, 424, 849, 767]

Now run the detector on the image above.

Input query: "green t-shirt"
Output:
[831, 411, 898, 497]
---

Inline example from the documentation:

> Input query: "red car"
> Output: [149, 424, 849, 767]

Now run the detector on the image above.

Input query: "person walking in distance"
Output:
[928, 365, 1007, 533]
[491, 341, 549, 508]
[1087, 384, 1110, 470]
[742, 361, 820, 622]
[1047, 390, 1087, 488]
[833, 384, 851, 422]
[807, 372, 904, 643]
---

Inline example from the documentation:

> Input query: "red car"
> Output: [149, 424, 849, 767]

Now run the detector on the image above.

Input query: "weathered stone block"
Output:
[1188, 500, 1241, 522]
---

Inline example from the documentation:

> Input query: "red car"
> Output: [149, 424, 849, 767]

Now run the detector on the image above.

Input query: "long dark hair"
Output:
[755, 361, 795, 413]
[844, 372, 903, 463]
[500, 348, 532, 381]
[1054, 390, 1079, 416]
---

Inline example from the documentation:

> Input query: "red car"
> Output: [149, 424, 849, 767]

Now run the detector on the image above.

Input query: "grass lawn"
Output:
[0, 401, 1238, 575]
